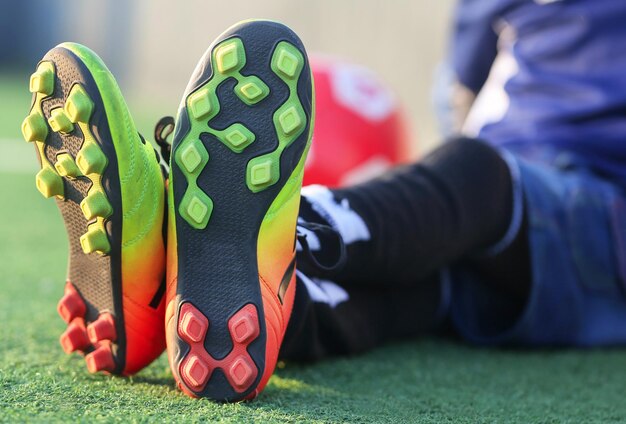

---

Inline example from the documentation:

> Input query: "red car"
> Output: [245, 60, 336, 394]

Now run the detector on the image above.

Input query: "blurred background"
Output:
[0, 0, 454, 174]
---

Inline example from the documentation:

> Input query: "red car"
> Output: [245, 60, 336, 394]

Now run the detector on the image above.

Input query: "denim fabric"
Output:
[450, 148, 626, 346]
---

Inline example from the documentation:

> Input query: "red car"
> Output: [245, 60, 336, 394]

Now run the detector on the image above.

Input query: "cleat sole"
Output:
[169, 20, 313, 401]
[22, 45, 130, 375]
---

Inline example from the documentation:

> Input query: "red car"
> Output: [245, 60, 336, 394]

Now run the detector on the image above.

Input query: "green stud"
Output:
[278, 105, 303, 136]
[180, 143, 202, 173]
[215, 40, 242, 74]
[179, 191, 213, 229]
[221, 124, 254, 153]
[235, 76, 269, 106]
[275, 47, 300, 79]
[80, 225, 110, 254]
[80, 191, 112, 220]
[76, 143, 107, 175]
[65, 85, 94, 123]
[29, 63, 55, 96]
[188, 88, 216, 120]
[54, 153, 81, 178]
[250, 160, 272, 186]
[21, 113, 48, 142]
[240, 82, 263, 101]
[176, 138, 209, 176]
[48, 108, 74, 133]
[35, 167, 64, 198]
[186, 196, 209, 224]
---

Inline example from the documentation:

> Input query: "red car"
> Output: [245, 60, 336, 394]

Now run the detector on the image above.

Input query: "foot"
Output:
[166, 20, 313, 401]
[22, 43, 167, 375]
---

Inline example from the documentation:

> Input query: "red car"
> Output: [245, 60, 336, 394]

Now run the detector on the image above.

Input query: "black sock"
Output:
[280, 273, 444, 361]
[298, 138, 517, 286]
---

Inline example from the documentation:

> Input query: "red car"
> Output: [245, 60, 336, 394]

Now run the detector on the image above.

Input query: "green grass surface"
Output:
[2, 171, 626, 423]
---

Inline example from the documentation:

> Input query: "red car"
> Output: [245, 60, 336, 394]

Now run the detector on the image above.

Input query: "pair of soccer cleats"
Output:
[22, 20, 313, 402]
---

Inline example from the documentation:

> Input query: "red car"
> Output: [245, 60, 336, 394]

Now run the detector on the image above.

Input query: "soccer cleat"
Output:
[166, 20, 314, 401]
[22, 43, 167, 375]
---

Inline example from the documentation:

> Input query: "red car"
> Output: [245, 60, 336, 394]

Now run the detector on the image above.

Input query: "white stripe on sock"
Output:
[301, 185, 371, 245]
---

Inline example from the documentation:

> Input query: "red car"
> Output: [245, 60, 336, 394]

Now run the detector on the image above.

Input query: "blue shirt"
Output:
[452, 0, 626, 184]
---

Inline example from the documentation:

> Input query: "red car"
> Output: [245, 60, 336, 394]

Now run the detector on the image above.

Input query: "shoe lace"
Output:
[296, 221, 347, 274]
[154, 116, 175, 164]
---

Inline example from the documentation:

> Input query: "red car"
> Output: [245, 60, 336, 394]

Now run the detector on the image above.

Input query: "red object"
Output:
[59, 317, 90, 354]
[87, 313, 117, 344]
[304, 55, 414, 188]
[85, 343, 115, 374]
[57, 283, 87, 323]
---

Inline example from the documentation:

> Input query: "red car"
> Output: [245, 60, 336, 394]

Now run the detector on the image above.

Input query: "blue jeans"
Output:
[449, 146, 626, 346]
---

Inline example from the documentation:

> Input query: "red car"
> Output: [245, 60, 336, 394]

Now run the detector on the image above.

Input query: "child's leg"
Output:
[280, 273, 446, 361]
[297, 138, 530, 300]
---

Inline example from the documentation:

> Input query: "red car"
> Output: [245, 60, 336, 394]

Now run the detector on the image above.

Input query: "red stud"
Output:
[229, 311, 259, 344]
[179, 309, 208, 343]
[182, 355, 210, 389]
[57, 284, 87, 323]
[85, 343, 115, 373]
[59, 317, 90, 353]
[228, 355, 255, 391]
[86, 313, 117, 344]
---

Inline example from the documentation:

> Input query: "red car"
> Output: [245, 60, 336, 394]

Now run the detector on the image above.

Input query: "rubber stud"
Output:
[228, 356, 255, 391]
[188, 87, 216, 121]
[241, 82, 262, 100]
[229, 312, 259, 344]
[21, 113, 48, 142]
[80, 191, 112, 220]
[215, 40, 242, 74]
[65, 85, 94, 123]
[79, 225, 110, 254]
[48, 108, 74, 134]
[180, 143, 203, 173]
[182, 355, 210, 389]
[57, 287, 87, 323]
[179, 309, 208, 343]
[278, 105, 303, 136]
[35, 167, 64, 198]
[235, 77, 270, 106]
[275, 47, 300, 79]
[59, 318, 90, 353]
[75, 143, 107, 175]
[186, 196, 209, 225]
[87, 313, 117, 344]
[85, 343, 115, 373]
[221, 124, 254, 153]
[250, 160, 272, 186]
[54, 153, 81, 178]
[29, 63, 54, 95]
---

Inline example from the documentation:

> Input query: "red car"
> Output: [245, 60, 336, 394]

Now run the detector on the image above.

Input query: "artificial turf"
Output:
[2, 78, 626, 423]
[3, 172, 626, 423]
